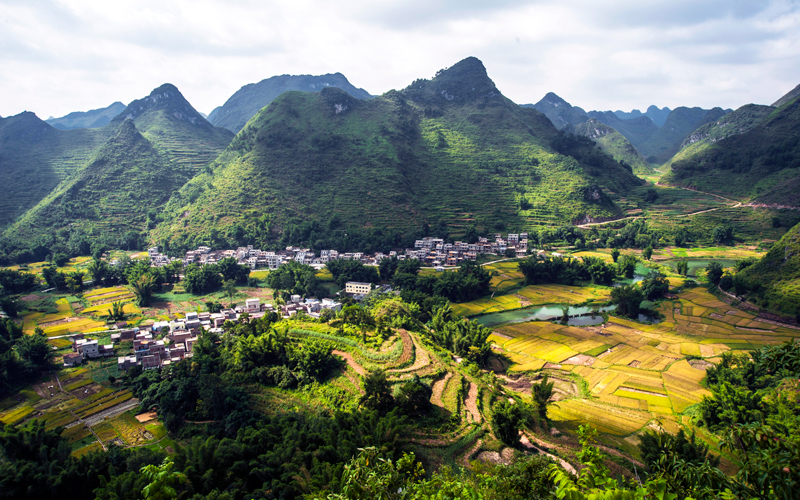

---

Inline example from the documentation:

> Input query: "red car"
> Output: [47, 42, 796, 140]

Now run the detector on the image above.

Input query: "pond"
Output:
[475, 304, 617, 328]
[659, 259, 737, 277]
[613, 263, 652, 286]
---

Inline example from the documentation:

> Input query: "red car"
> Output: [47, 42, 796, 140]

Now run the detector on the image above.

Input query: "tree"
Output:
[360, 370, 394, 415]
[705, 261, 724, 286]
[16, 330, 55, 370]
[65, 270, 83, 294]
[617, 254, 639, 279]
[222, 279, 237, 307]
[610, 248, 620, 263]
[642, 245, 653, 260]
[676, 260, 689, 276]
[491, 400, 524, 445]
[140, 458, 188, 500]
[641, 271, 670, 300]
[108, 301, 126, 322]
[532, 374, 555, 419]
[86, 258, 110, 286]
[131, 274, 156, 307]
[610, 284, 643, 318]
[379, 256, 400, 282]
[396, 375, 432, 417]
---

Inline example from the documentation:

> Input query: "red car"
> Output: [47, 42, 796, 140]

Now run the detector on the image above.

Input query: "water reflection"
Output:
[475, 304, 617, 328]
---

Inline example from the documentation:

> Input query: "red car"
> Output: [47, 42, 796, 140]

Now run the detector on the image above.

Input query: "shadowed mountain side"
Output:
[209, 73, 372, 133]
[585, 111, 659, 152]
[0, 112, 113, 227]
[664, 104, 773, 170]
[661, 94, 800, 205]
[737, 221, 800, 316]
[46, 102, 126, 130]
[637, 106, 728, 162]
[523, 92, 588, 130]
[565, 119, 654, 175]
[5, 119, 194, 239]
[152, 57, 642, 249]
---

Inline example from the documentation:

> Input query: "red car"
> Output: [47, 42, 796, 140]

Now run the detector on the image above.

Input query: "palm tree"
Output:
[140, 458, 188, 500]
[131, 274, 156, 307]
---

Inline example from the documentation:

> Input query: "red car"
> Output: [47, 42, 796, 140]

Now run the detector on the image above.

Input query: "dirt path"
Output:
[464, 383, 481, 423]
[459, 438, 483, 467]
[388, 332, 430, 375]
[332, 350, 365, 376]
[520, 432, 576, 474]
[430, 372, 453, 407]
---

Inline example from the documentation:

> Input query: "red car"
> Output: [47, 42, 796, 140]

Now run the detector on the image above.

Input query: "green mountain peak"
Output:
[113, 83, 209, 127]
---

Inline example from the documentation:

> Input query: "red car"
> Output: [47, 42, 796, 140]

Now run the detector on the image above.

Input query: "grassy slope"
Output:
[5, 119, 195, 238]
[661, 96, 800, 205]
[2, 83, 233, 241]
[0, 113, 113, 227]
[738, 221, 800, 316]
[567, 119, 654, 175]
[152, 57, 643, 247]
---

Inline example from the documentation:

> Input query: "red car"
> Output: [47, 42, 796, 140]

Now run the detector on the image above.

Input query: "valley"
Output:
[0, 55, 799, 499]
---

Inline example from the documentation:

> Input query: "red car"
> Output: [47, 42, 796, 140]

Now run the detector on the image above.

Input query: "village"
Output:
[62, 233, 533, 373]
[147, 233, 531, 270]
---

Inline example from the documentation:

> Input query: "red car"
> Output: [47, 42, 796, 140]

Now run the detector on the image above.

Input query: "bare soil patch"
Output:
[563, 354, 595, 366]
[430, 372, 453, 407]
[38, 317, 81, 328]
[332, 350, 365, 376]
[689, 359, 714, 370]
[135, 411, 158, 423]
[464, 383, 481, 423]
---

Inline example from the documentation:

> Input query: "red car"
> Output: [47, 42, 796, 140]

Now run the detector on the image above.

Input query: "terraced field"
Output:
[453, 283, 611, 317]
[488, 287, 798, 450]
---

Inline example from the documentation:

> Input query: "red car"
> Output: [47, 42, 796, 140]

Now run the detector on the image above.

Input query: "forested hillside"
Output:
[151, 57, 642, 252]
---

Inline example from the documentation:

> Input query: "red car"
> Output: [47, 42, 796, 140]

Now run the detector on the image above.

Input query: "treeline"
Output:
[0, 318, 55, 398]
[391, 260, 492, 303]
[0, 226, 146, 266]
[518, 254, 638, 286]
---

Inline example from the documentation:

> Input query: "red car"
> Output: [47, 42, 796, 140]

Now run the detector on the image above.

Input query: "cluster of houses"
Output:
[62, 296, 348, 370]
[145, 233, 531, 272]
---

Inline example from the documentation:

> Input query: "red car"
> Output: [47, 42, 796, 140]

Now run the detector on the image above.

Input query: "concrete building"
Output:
[345, 282, 372, 294]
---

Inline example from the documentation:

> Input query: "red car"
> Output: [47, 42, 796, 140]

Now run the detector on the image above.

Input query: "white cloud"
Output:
[0, 0, 798, 119]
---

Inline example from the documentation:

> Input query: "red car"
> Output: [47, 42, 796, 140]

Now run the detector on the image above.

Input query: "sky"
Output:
[1, 0, 800, 120]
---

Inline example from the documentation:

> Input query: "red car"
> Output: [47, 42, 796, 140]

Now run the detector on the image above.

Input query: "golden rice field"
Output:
[490, 288, 799, 441]
[453, 283, 611, 317]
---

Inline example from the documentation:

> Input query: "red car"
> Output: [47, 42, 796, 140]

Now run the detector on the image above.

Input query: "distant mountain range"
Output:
[1, 57, 798, 260]
[207, 73, 372, 133]
[46, 102, 126, 130]
[524, 93, 732, 164]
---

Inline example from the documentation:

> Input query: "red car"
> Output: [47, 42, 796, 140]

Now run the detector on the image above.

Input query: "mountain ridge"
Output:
[208, 73, 372, 133]
[150, 57, 642, 250]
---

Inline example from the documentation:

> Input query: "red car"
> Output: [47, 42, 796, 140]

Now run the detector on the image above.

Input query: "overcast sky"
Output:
[2, 0, 799, 120]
